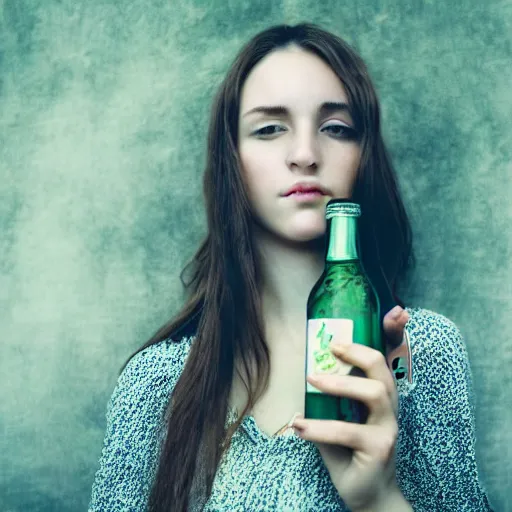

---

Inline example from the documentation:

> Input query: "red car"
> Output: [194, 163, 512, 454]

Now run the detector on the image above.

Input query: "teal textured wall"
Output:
[1, 1, 510, 510]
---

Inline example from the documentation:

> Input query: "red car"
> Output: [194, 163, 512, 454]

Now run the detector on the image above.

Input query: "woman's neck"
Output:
[256, 232, 325, 346]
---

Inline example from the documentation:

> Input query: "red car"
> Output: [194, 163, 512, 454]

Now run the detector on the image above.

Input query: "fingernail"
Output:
[292, 418, 305, 429]
[390, 306, 403, 319]
[288, 412, 303, 427]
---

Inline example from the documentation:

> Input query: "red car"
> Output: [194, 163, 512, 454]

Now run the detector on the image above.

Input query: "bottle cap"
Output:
[326, 199, 361, 219]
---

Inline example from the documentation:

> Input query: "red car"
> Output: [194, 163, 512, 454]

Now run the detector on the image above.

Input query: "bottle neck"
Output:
[325, 215, 359, 262]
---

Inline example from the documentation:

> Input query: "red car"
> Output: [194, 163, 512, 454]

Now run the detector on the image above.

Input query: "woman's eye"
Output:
[322, 123, 357, 139]
[254, 125, 285, 137]
[252, 123, 357, 140]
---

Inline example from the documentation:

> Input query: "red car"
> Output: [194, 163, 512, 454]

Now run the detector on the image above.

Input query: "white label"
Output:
[306, 318, 354, 393]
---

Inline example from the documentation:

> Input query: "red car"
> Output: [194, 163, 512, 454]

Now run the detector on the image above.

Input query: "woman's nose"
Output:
[285, 132, 321, 171]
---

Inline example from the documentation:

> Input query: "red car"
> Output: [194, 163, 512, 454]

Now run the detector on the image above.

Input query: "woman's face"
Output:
[238, 46, 362, 244]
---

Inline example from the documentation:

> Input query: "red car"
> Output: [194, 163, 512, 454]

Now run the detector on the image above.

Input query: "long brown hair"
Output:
[120, 23, 416, 511]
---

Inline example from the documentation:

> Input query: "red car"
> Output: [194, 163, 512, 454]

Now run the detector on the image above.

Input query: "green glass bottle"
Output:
[305, 198, 383, 424]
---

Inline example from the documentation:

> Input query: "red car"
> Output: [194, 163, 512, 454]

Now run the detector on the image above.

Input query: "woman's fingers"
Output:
[292, 418, 398, 461]
[307, 373, 394, 420]
[329, 343, 398, 416]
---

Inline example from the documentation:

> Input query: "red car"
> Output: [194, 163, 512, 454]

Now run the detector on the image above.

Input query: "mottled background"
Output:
[1, 0, 510, 510]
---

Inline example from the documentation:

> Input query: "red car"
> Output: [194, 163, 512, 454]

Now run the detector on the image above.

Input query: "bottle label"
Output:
[306, 318, 354, 394]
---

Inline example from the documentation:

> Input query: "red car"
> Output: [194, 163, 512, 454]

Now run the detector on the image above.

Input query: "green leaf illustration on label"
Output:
[313, 322, 337, 372]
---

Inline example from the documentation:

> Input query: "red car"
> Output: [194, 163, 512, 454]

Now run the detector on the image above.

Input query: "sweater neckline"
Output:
[228, 406, 308, 445]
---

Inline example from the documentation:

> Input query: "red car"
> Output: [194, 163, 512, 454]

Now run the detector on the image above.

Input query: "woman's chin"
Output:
[253, 218, 326, 245]
[287, 228, 327, 244]
[289, 221, 327, 241]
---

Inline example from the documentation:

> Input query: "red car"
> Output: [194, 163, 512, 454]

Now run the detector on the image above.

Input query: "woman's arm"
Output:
[396, 311, 494, 511]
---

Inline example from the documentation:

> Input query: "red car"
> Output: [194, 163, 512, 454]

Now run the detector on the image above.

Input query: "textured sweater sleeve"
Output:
[396, 310, 494, 511]
[88, 339, 190, 512]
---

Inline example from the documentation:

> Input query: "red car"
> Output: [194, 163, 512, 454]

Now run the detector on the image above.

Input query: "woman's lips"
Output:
[286, 191, 325, 201]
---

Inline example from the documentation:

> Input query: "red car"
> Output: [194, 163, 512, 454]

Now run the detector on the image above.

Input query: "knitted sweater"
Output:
[88, 307, 493, 511]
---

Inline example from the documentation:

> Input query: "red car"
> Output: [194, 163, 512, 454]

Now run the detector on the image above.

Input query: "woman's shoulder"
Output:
[113, 334, 195, 404]
[406, 307, 462, 346]
[123, 334, 195, 372]
[402, 305, 473, 395]
[404, 305, 467, 355]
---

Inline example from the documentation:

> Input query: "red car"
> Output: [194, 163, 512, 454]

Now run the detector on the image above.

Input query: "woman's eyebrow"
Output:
[242, 101, 351, 118]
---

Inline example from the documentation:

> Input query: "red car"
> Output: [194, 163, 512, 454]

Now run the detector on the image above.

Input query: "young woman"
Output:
[88, 23, 493, 511]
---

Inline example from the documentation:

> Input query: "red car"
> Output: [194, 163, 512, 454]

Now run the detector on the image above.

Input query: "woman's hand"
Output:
[292, 306, 410, 511]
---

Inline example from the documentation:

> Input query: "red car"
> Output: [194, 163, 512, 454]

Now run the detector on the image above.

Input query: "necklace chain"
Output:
[232, 407, 300, 437]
